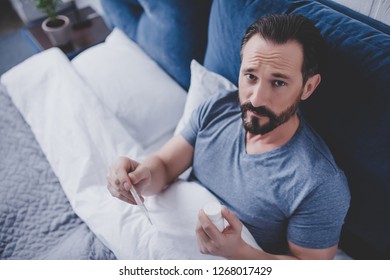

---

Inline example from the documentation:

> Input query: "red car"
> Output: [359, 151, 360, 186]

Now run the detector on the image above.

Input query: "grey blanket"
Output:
[0, 86, 116, 259]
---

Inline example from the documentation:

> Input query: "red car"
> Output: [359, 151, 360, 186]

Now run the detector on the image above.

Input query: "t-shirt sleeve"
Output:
[180, 90, 235, 146]
[287, 171, 351, 249]
[180, 106, 200, 146]
[180, 96, 214, 147]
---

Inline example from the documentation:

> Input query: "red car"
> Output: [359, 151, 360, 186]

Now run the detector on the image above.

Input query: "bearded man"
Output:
[107, 14, 350, 260]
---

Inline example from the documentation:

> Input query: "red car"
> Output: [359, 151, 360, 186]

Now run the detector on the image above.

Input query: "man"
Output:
[106, 14, 350, 260]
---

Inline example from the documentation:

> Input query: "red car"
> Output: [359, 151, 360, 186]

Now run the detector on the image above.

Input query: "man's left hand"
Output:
[196, 206, 246, 259]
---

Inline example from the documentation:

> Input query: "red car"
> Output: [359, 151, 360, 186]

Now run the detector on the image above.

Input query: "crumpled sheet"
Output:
[0, 85, 115, 259]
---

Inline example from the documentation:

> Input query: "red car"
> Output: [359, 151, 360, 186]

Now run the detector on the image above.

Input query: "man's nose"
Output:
[250, 81, 269, 107]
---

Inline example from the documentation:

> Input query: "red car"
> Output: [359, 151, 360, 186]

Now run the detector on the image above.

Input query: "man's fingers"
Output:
[128, 166, 150, 185]
[107, 174, 137, 205]
[128, 166, 151, 198]
[196, 220, 211, 241]
[106, 157, 149, 205]
[114, 168, 132, 191]
[221, 207, 242, 232]
[196, 218, 213, 254]
[107, 164, 132, 190]
[198, 209, 222, 241]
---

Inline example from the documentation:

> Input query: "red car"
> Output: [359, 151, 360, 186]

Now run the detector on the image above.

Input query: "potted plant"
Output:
[35, 0, 71, 46]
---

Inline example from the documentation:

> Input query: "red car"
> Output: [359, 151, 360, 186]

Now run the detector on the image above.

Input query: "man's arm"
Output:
[139, 134, 194, 196]
[235, 240, 338, 260]
[196, 207, 338, 260]
[107, 135, 193, 203]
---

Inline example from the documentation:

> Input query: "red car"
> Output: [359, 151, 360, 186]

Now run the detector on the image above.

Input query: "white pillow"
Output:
[71, 28, 186, 152]
[174, 60, 237, 180]
[174, 59, 237, 135]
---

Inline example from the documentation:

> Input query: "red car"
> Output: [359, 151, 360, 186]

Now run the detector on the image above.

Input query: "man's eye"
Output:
[245, 74, 257, 81]
[272, 80, 287, 87]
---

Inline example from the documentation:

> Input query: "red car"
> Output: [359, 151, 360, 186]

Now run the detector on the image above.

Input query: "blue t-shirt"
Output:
[181, 90, 350, 254]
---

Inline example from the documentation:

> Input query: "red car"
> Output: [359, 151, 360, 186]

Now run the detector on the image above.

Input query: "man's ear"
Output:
[301, 74, 321, 100]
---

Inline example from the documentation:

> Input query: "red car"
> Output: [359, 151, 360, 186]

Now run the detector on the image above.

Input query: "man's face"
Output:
[238, 35, 306, 136]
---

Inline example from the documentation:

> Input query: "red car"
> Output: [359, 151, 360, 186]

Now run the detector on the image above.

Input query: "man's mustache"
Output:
[240, 102, 277, 120]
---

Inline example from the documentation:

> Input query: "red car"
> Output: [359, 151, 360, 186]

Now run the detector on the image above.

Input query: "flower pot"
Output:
[41, 15, 71, 46]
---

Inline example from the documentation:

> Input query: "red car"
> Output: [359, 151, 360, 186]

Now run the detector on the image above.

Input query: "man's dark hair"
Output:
[241, 14, 327, 84]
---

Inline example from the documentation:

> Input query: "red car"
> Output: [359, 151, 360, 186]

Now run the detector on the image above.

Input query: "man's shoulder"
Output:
[197, 89, 239, 120]
[291, 119, 350, 202]
[204, 89, 238, 108]
[295, 118, 343, 177]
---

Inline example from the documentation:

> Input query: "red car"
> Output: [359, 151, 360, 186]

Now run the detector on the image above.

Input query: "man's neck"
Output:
[245, 114, 300, 154]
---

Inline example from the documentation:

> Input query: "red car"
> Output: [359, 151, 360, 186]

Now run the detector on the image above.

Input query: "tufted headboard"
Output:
[101, 0, 390, 259]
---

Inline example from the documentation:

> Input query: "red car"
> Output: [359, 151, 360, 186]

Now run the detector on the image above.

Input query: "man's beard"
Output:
[240, 96, 301, 136]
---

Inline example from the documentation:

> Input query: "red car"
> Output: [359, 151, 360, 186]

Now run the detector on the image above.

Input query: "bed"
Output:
[1, 0, 389, 260]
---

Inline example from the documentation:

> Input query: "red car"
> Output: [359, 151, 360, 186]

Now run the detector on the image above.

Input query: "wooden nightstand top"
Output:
[26, 7, 111, 57]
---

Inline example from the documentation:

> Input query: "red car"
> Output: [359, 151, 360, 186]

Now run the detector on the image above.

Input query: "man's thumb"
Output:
[222, 207, 242, 231]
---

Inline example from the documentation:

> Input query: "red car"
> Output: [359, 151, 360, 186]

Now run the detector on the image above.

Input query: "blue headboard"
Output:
[101, 0, 390, 259]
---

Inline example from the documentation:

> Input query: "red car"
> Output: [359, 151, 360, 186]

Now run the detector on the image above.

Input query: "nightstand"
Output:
[25, 6, 111, 59]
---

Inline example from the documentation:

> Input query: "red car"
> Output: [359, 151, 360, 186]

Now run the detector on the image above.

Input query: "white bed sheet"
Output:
[1, 48, 260, 259]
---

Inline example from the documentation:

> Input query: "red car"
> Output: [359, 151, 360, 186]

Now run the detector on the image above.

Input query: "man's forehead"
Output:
[241, 35, 304, 73]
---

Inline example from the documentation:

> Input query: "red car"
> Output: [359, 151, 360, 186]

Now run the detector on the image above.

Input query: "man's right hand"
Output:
[106, 156, 151, 205]
[106, 135, 194, 204]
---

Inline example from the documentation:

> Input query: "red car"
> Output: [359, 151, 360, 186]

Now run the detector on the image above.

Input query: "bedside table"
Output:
[25, 7, 111, 59]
